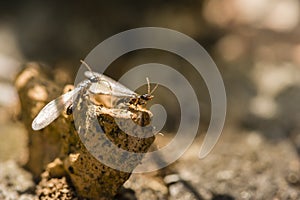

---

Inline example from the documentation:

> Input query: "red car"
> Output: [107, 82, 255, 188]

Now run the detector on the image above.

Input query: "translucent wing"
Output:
[88, 81, 113, 95]
[32, 88, 80, 131]
[84, 71, 137, 98]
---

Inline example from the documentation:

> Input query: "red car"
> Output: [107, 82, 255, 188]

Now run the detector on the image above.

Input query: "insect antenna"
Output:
[146, 77, 151, 94]
[80, 60, 98, 79]
[146, 77, 158, 96]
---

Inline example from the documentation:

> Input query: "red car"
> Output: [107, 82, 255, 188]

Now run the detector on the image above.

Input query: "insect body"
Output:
[32, 61, 157, 131]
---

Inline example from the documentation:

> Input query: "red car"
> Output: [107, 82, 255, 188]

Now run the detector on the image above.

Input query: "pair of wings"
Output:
[32, 71, 138, 131]
[84, 71, 137, 98]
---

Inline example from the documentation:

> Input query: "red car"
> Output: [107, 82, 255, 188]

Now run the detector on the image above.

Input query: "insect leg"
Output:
[66, 104, 73, 115]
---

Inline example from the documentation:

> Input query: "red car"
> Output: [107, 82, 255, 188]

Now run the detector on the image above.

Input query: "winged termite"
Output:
[32, 60, 157, 130]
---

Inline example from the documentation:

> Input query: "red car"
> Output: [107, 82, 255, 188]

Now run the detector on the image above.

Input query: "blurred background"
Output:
[0, 0, 300, 199]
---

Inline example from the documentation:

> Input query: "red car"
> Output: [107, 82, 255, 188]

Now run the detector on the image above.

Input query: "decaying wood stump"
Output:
[15, 62, 155, 199]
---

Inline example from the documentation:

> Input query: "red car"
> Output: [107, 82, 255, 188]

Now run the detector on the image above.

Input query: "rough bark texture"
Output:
[15, 62, 155, 199]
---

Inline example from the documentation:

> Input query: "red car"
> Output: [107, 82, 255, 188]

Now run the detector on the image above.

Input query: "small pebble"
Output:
[164, 174, 181, 185]
[286, 172, 300, 185]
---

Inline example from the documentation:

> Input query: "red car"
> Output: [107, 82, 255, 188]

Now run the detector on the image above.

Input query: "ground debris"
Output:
[36, 171, 77, 200]
[0, 160, 36, 200]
